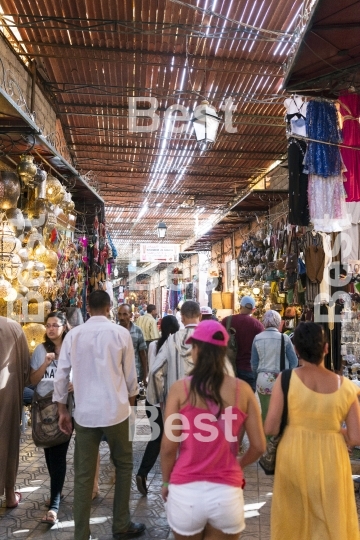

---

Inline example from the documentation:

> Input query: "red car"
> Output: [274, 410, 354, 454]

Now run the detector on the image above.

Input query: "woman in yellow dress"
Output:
[265, 322, 360, 540]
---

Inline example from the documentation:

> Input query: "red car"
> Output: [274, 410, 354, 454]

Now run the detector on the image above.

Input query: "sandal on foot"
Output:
[41, 510, 58, 524]
[6, 492, 21, 508]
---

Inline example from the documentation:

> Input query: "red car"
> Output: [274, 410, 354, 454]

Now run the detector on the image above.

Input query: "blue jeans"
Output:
[236, 369, 256, 392]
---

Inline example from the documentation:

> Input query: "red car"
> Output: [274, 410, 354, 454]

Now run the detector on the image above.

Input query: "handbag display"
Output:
[258, 363, 292, 476]
[32, 390, 73, 448]
[284, 306, 296, 318]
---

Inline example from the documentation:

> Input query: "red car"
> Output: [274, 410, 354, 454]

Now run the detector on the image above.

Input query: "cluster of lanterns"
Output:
[0, 154, 77, 351]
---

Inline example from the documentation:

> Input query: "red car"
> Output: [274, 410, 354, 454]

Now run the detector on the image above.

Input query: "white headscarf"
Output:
[263, 310, 281, 329]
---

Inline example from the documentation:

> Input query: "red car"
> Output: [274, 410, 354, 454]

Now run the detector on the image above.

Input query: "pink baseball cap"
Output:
[185, 320, 229, 347]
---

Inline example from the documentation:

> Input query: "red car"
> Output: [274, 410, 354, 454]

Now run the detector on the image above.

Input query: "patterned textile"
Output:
[307, 174, 351, 232]
[256, 372, 278, 395]
[339, 93, 360, 202]
[128, 322, 147, 378]
[305, 100, 342, 177]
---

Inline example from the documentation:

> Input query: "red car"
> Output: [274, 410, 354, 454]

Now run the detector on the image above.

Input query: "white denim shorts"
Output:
[165, 481, 245, 535]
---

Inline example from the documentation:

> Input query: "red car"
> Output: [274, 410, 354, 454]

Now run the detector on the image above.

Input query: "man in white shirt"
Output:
[147, 300, 200, 406]
[136, 304, 160, 347]
[53, 290, 145, 540]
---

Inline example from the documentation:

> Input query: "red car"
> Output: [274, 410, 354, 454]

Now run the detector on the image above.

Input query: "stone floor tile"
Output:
[2, 402, 359, 540]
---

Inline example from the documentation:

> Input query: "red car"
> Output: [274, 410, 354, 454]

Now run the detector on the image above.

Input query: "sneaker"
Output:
[135, 475, 148, 496]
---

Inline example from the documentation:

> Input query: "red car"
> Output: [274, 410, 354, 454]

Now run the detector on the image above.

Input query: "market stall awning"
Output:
[283, 0, 360, 96]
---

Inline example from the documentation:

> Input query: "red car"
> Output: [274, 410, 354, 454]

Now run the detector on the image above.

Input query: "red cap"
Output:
[185, 320, 229, 347]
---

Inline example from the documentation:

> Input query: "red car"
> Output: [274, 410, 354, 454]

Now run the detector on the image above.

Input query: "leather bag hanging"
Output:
[258, 367, 292, 475]
[32, 390, 73, 448]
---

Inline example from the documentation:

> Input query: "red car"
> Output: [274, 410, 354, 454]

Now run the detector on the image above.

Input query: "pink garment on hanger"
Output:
[339, 93, 360, 202]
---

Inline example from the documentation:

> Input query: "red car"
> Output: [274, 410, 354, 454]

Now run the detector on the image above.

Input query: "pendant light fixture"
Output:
[192, 100, 221, 145]
[157, 222, 167, 239]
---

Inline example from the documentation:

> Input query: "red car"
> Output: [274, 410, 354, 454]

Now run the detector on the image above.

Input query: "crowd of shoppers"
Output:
[1, 295, 360, 540]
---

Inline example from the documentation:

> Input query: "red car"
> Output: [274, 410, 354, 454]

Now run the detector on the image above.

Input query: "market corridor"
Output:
[0, 402, 277, 540]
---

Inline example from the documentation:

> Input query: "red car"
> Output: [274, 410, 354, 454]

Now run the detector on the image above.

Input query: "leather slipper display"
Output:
[6, 492, 21, 508]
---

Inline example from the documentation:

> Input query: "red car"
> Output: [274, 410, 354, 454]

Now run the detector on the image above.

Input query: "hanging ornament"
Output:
[0, 221, 18, 255]
[6, 208, 25, 237]
[4, 287, 18, 302]
[3, 253, 21, 281]
[12, 279, 28, 296]
[17, 247, 30, 262]
[0, 171, 21, 210]
[46, 175, 65, 205]
[22, 323, 46, 353]
[17, 154, 37, 186]
[0, 275, 11, 298]
[33, 167, 47, 186]
[22, 212, 32, 233]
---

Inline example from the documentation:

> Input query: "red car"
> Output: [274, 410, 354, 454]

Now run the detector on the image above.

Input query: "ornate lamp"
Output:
[192, 100, 221, 145]
[17, 155, 37, 186]
[157, 222, 167, 239]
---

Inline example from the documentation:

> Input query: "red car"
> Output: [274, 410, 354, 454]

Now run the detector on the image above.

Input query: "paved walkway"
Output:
[1, 403, 359, 540]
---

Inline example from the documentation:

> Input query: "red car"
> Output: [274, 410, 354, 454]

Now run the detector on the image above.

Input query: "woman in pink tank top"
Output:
[160, 320, 266, 540]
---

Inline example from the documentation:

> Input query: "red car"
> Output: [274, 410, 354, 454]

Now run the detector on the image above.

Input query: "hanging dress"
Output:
[305, 100, 351, 232]
[338, 93, 360, 202]
[284, 97, 310, 226]
[303, 230, 324, 304]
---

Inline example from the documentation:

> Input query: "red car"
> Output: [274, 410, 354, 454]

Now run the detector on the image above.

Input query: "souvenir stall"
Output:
[232, 91, 360, 377]
[0, 157, 99, 351]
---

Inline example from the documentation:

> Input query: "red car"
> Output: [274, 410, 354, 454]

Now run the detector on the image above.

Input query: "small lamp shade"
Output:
[192, 100, 220, 144]
[157, 222, 167, 239]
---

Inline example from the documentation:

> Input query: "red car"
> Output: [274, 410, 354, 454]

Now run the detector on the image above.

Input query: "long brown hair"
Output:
[188, 332, 227, 417]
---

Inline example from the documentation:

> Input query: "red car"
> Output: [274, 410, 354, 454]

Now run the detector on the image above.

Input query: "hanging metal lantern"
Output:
[6, 208, 25, 237]
[12, 279, 28, 296]
[0, 171, 21, 210]
[3, 253, 21, 281]
[46, 175, 64, 204]
[61, 191, 75, 215]
[17, 154, 37, 186]
[0, 222, 17, 255]
[33, 167, 47, 186]
[22, 323, 46, 353]
[22, 212, 32, 233]
[0, 275, 11, 298]
[192, 100, 221, 145]
[40, 249, 58, 272]
[3, 287, 18, 302]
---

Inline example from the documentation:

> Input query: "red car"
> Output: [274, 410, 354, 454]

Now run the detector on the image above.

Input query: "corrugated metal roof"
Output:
[0, 0, 303, 253]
